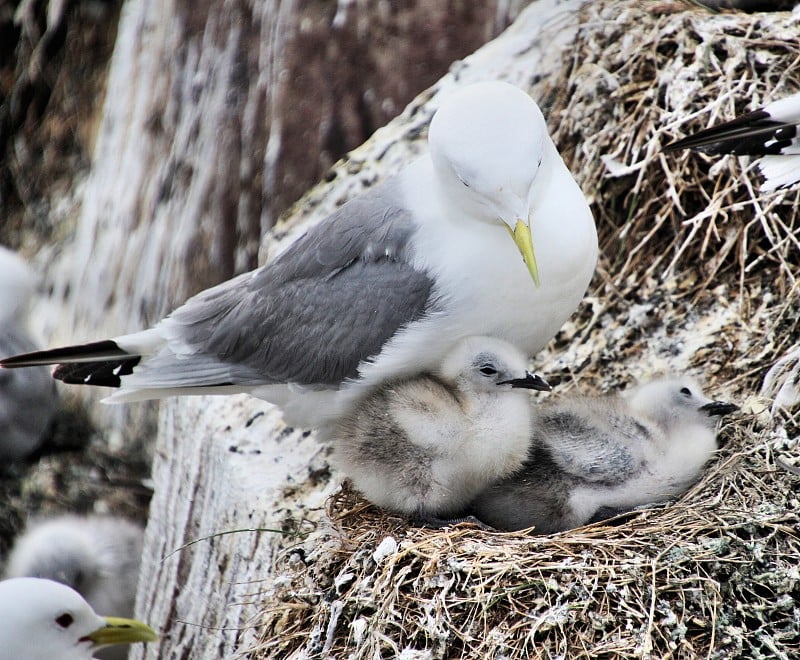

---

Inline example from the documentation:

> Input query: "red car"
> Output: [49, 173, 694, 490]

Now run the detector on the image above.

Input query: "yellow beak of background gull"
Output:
[85, 616, 159, 649]
[507, 220, 540, 287]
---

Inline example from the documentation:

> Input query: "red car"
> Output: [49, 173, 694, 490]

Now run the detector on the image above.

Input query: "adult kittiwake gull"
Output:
[0, 577, 157, 660]
[5, 515, 144, 660]
[470, 377, 737, 533]
[0, 246, 58, 461]
[0, 81, 597, 427]
[665, 91, 800, 191]
[322, 336, 550, 525]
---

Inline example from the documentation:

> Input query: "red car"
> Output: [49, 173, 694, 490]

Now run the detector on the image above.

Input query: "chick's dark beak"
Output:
[699, 401, 738, 417]
[498, 371, 550, 392]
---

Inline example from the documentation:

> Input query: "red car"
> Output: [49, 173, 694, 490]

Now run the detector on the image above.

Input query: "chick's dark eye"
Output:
[55, 613, 74, 628]
[479, 365, 498, 376]
[680, 387, 692, 397]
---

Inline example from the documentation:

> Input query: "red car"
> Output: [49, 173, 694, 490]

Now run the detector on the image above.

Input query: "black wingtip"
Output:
[53, 356, 142, 387]
[1, 340, 131, 368]
[663, 108, 794, 156]
[664, 109, 769, 149]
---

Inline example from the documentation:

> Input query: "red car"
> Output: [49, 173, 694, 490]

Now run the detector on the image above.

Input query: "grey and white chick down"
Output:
[322, 336, 550, 523]
[470, 377, 737, 533]
[0, 246, 58, 461]
[5, 514, 144, 660]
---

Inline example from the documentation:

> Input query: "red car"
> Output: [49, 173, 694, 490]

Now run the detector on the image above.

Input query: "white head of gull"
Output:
[0, 577, 157, 660]
[0, 81, 597, 428]
[5, 515, 143, 624]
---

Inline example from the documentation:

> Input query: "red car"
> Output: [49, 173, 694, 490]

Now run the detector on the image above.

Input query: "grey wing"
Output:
[153, 177, 435, 387]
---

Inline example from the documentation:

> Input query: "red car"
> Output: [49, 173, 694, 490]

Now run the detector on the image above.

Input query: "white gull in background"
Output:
[5, 515, 144, 660]
[471, 377, 738, 533]
[5, 514, 143, 619]
[0, 246, 58, 461]
[665, 91, 800, 191]
[322, 336, 550, 525]
[0, 577, 157, 660]
[0, 81, 597, 428]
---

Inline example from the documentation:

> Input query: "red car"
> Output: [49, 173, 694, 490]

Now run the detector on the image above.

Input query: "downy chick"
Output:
[470, 377, 737, 533]
[322, 336, 549, 525]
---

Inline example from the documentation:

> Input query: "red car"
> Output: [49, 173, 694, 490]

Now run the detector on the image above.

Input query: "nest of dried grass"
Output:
[257, 424, 799, 658]
[252, 2, 799, 657]
[548, 0, 800, 299]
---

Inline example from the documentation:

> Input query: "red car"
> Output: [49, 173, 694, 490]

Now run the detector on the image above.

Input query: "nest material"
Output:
[554, 5, 800, 297]
[252, 2, 800, 658]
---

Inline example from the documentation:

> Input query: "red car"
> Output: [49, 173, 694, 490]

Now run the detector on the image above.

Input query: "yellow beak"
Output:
[86, 616, 159, 649]
[506, 219, 540, 288]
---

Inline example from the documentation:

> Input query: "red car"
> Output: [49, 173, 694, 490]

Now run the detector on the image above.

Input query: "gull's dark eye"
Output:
[457, 175, 471, 188]
[55, 612, 74, 628]
[680, 387, 692, 397]
[479, 365, 498, 377]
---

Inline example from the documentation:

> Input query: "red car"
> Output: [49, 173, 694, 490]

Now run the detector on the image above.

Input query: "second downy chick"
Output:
[470, 377, 737, 533]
